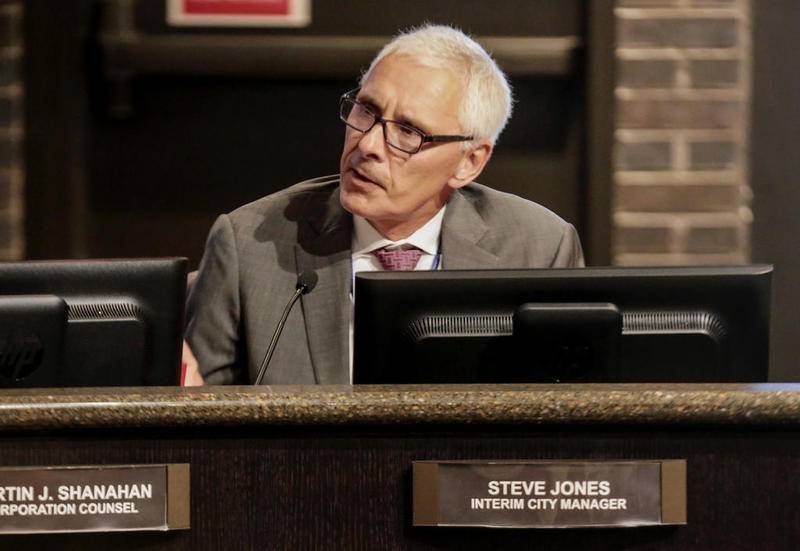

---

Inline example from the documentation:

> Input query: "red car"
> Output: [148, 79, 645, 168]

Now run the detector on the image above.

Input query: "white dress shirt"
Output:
[348, 208, 445, 381]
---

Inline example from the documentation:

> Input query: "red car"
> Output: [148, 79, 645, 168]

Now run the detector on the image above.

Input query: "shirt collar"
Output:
[352, 207, 445, 256]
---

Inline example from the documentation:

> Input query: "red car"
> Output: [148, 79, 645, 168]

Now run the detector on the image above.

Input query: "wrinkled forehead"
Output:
[359, 55, 465, 128]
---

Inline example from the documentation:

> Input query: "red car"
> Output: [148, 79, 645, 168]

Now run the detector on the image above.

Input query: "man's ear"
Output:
[447, 141, 493, 190]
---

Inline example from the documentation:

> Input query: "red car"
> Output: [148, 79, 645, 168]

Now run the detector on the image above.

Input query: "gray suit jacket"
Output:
[186, 175, 584, 384]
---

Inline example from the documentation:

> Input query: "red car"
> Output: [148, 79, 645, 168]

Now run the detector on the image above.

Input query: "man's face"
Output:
[339, 55, 484, 239]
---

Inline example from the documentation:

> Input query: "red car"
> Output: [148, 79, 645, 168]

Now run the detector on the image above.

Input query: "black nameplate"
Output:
[413, 460, 686, 528]
[0, 464, 189, 534]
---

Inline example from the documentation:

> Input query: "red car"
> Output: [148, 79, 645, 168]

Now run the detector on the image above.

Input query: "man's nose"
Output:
[357, 122, 386, 158]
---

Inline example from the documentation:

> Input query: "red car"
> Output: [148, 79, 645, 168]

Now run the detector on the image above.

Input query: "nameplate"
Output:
[413, 460, 686, 528]
[0, 464, 189, 534]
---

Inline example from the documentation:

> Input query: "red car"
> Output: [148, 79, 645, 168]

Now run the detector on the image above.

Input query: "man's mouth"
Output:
[350, 167, 382, 188]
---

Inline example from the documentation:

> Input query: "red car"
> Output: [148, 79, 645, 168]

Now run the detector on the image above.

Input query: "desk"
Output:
[0, 384, 799, 549]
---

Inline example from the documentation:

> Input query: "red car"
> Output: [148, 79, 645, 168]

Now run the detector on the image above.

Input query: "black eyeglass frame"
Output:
[339, 89, 474, 154]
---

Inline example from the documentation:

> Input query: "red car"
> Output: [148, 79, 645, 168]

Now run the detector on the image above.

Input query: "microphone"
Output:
[254, 271, 318, 385]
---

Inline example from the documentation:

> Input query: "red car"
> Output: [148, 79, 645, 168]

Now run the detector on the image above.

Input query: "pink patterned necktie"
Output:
[373, 246, 424, 271]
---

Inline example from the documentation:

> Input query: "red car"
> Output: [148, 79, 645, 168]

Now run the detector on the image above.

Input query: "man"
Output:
[185, 24, 584, 385]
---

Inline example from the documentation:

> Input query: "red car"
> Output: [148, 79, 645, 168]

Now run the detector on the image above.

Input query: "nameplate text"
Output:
[413, 460, 685, 528]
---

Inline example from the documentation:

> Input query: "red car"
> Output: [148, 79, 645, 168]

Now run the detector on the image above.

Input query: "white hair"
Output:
[360, 24, 513, 146]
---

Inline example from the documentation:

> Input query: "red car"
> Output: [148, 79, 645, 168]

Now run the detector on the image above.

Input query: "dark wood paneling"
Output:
[0, 425, 798, 549]
[751, 2, 800, 381]
[585, 0, 615, 266]
[23, 0, 93, 259]
[137, 0, 583, 36]
[101, 35, 580, 79]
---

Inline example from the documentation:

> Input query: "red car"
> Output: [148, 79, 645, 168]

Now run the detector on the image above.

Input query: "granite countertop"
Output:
[0, 384, 800, 430]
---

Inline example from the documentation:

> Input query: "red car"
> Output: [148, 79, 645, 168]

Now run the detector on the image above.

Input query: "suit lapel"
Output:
[292, 184, 499, 383]
[440, 188, 500, 269]
[294, 187, 352, 384]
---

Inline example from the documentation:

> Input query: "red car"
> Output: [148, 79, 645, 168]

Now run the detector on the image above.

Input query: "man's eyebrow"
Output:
[356, 92, 428, 133]
[395, 114, 427, 133]
[356, 92, 381, 111]
[387, 109, 428, 134]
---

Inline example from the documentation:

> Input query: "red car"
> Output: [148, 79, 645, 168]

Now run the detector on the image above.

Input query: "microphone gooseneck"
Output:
[254, 271, 318, 385]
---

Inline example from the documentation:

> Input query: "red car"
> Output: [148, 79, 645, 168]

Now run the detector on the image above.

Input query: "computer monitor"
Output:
[0, 258, 187, 388]
[353, 266, 772, 384]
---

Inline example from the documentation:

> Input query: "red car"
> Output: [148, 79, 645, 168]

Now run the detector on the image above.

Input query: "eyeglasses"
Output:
[339, 89, 473, 154]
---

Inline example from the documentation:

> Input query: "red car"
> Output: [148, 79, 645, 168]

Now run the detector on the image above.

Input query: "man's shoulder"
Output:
[458, 181, 572, 231]
[451, 182, 584, 268]
[230, 174, 341, 218]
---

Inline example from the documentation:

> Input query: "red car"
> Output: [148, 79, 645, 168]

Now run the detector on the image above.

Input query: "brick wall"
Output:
[613, 0, 751, 265]
[0, 0, 23, 260]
